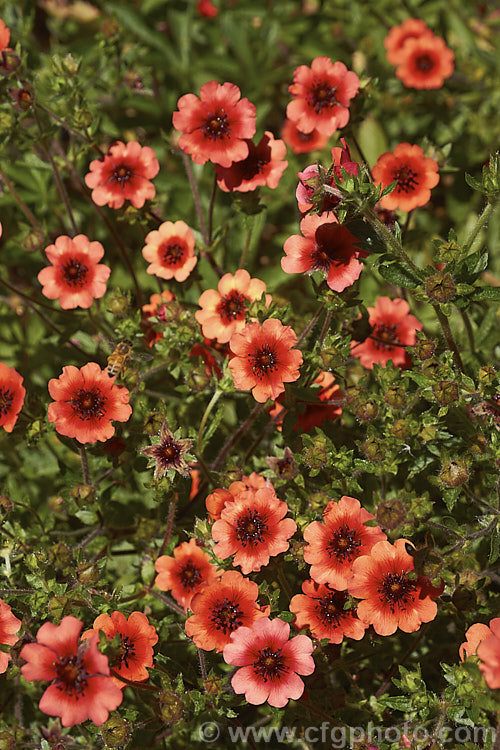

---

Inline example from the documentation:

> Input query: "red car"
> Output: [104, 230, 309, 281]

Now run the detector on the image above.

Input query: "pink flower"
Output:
[85, 141, 159, 209]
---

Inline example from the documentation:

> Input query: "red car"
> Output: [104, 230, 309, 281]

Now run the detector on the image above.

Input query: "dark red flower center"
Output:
[210, 597, 243, 634]
[111, 164, 134, 188]
[0, 388, 13, 416]
[216, 290, 248, 323]
[150, 437, 182, 467]
[392, 164, 419, 193]
[202, 111, 231, 141]
[161, 241, 185, 267]
[326, 524, 362, 562]
[248, 344, 279, 379]
[53, 652, 89, 697]
[298, 131, 314, 142]
[179, 559, 203, 590]
[371, 323, 399, 350]
[253, 647, 288, 682]
[308, 79, 338, 113]
[119, 635, 136, 669]
[315, 590, 349, 627]
[415, 54, 434, 72]
[235, 508, 268, 547]
[69, 388, 107, 421]
[61, 259, 89, 288]
[378, 571, 416, 612]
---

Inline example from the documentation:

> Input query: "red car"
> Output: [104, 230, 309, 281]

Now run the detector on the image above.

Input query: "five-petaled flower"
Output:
[212, 486, 297, 574]
[229, 318, 303, 403]
[196, 269, 271, 344]
[155, 538, 221, 611]
[350, 296, 423, 369]
[206, 472, 268, 521]
[395, 34, 454, 90]
[223, 617, 315, 707]
[303, 496, 387, 590]
[383, 18, 431, 65]
[281, 119, 329, 155]
[460, 618, 500, 689]
[172, 81, 256, 167]
[290, 580, 367, 644]
[0, 597, 22, 674]
[141, 421, 193, 479]
[287, 57, 359, 136]
[185, 570, 267, 652]
[348, 539, 438, 636]
[38, 235, 110, 310]
[20, 615, 123, 727]
[142, 220, 197, 282]
[215, 132, 288, 192]
[82, 611, 158, 688]
[0, 363, 25, 433]
[85, 141, 159, 209]
[47, 362, 132, 444]
[372, 143, 439, 212]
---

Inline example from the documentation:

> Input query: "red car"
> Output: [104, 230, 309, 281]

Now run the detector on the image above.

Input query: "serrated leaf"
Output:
[378, 262, 422, 289]
[471, 286, 500, 301]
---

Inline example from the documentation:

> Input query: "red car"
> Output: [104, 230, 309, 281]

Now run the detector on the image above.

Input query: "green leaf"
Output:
[471, 286, 500, 301]
[378, 262, 422, 288]
[378, 695, 413, 711]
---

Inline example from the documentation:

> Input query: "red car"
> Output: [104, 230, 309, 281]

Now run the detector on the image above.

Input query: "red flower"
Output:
[38, 235, 110, 310]
[212, 486, 297, 574]
[154, 538, 221, 611]
[0, 598, 21, 674]
[303, 496, 387, 590]
[215, 132, 288, 192]
[290, 580, 367, 644]
[223, 617, 315, 707]
[206, 472, 268, 520]
[189, 338, 225, 379]
[185, 570, 267, 652]
[395, 34, 454, 90]
[348, 539, 438, 636]
[20, 616, 123, 727]
[287, 57, 359, 136]
[270, 371, 343, 433]
[0, 19, 10, 50]
[281, 119, 329, 154]
[82, 611, 158, 688]
[195, 269, 271, 344]
[142, 220, 197, 282]
[229, 318, 303, 403]
[47, 362, 132, 444]
[350, 296, 423, 369]
[372, 143, 439, 212]
[0, 363, 25, 433]
[383, 18, 431, 65]
[141, 289, 176, 346]
[282, 213, 363, 292]
[197, 0, 218, 17]
[172, 81, 256, 167]
[85, 141, 159, 209]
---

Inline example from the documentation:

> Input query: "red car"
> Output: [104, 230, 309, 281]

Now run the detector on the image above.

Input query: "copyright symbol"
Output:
[198, 722, 220, 743]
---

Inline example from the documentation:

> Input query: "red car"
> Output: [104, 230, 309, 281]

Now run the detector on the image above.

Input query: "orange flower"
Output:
[142, 220, 197, 282]
[229, 318, 303, 403]
[0, 363, 25, 433]
[281, 119, 329, 154]
[290, 581, 368, 644]
[195, 270, 271, 344]
[460, 618, 500, 689]
[395, 34, 454, 90]
[0, 19, 10, 51]
[212, 486, 297, 574]
[206, 473, 268, 520]
[0, 598, 21, 674]
[459, 621, 494, 661]
[85, 141, 159, 209]
[141, 289, 176, 346]
[154, 538, 221, 611]
[383, 18, 431, 65]
[303, 496, 386, 590]
[82, 611, 158, 688]
[185, 570, 267, 652]
[47, 362, 132, 444]
[38, 235, 110, 309]
[348, 539, 438, 636]
[215, 132, 288, 192]
[372, 142, 439, 212]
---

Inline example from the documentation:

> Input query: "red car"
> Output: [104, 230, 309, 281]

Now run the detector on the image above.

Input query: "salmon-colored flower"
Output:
[229, 318, 303, 403]
[215, 132, 288, 192]
[38, 235, 110, 309]
[195, 270, 271, 344]
[212, 486, 297, 574]
[206, 473, 268, 520]
[0, 19, 10, 51]
[287, 57, 359, 136]
[154, 538, 221, 611]
[303, 496, 386, 590]
[349, 539, 438, 636]
[47, 362, 132, 444]
[372, 143, 439, 212]
[223, 617, 315, 707]
[85, 141, 159, 209]
[383, 18, 431, 65]
[142, 220, 197, 282]
[172, 81, 256, 167]
[0, 598, 21, 674]
[395, 34, 454, 90]
[459, 621, 494, 661]
[290, 580, 367, 644]
[350, 297, 422, 369]
[82, 611, 158, 688]
[185, 570, 267, 652]
[0, 363, 25, 433]
[20, 616, 122, 727]
[282, 213, 363, 292]
[141, 289, 176, 346]
[460, 618, 500, 689]
[281, 119, 329, 154]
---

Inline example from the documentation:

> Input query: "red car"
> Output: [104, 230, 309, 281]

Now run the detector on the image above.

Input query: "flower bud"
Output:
[452, 585, 477, 611]
[392, 419, 411, 440]
[425, 271, 456, 303]
[185, 366, 211, 392]
[376, 498, 406, 530]
[100, 717, 131, 747]
[363, 436, 385, 462]
[478, 365, 496, 384]
[304, 438, 328, 470]
[22, 228, 45, 252]
[9, 85, 34, 111]
[106, 288, 130, 316]
[266, 447, 298, 479]
[157, 691, 184, 724]
[0, 49, 21, 77]
[143, 412, 165, 435]
[384, 386, 406, 409]
[70, 484, 95, 505]
[355, 400, 378, 421]
[439, 459, 469, 487]
[414, 338, 435, 360]
[48, 542, 72, 569]
[432, 380, 459, 405]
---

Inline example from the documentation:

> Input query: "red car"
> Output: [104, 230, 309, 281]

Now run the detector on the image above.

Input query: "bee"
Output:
[106, 339, 133, 378]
